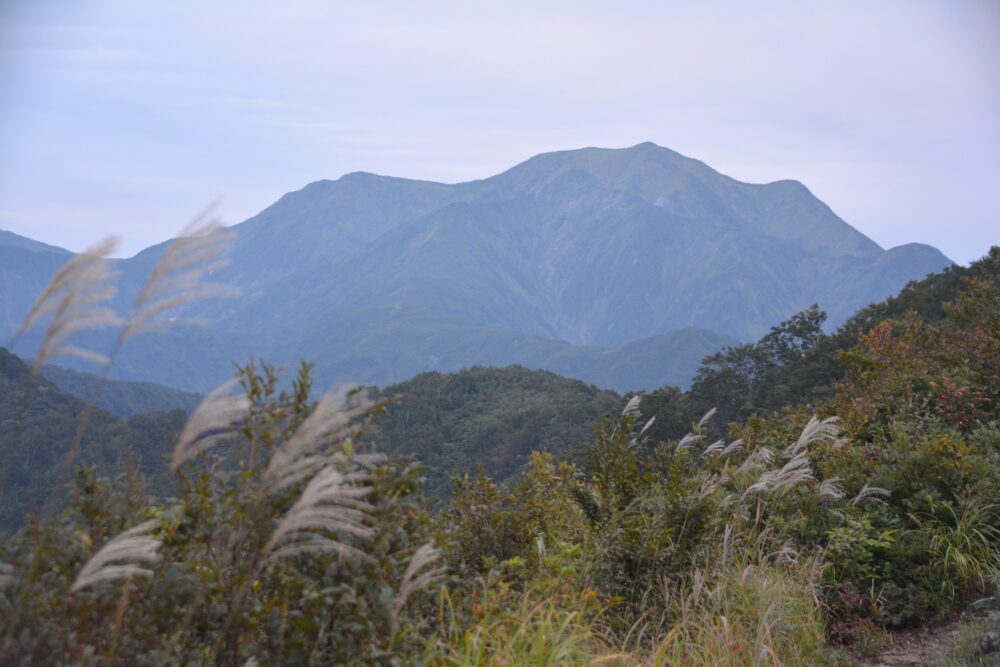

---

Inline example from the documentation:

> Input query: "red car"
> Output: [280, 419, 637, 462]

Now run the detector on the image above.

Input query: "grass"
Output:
[932, 618, 1000, 666]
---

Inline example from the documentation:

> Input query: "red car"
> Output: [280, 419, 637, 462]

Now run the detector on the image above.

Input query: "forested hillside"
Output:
[674, 248, 1000, 432]
[0, 349, 186, 531]
[371, 366, 621, 495]
[41, 364, 202, 418]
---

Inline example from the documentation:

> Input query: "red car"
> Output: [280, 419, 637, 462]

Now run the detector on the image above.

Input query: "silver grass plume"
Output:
[676, 432, 705, 453]
[390, 543, 446, 635]
[818, 477, 846, 504]
[786, 416, 840, 456]
[697, 407, 717, 429]
[0, 562, 14, 591]
[770, 450, 815, 493]
[9, 237, 120, 372]
[721, 439, 745, 458]
[702, 439, 727, 457]
[737, 447, 774, 474]
[70, 520, 161, 592]
[270, 451, 387, 496]
[170, 379, 249, 471]
[638, 416, 656, 437]
[622, 395, 641, 417]
[121, 215, 238, 341]
[266, 386, 375, 490]
[743, 450, 815, 497]
[743, 470, 777, 496]
[850, 483, 891, 506]
[265, 466, 376, 563]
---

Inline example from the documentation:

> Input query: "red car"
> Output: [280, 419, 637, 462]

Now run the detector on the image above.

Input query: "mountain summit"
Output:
[1, 143, 951, 392]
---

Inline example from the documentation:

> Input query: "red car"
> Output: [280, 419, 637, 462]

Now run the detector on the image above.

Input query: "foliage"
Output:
[0, 361, 441, 665]
[41, 363, 202, 418]
[1, 241, 999, 664]
[371, 365, 620, 497]
[686, 248, 1000, 428]
[0, 348, 187, 532]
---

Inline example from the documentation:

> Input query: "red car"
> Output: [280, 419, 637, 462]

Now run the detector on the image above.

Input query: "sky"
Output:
[0, 1, 997, 264]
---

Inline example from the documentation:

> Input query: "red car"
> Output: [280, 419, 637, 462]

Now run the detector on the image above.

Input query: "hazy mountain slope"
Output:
[459, 143, 882, 258]
[0, 143, 952, 393]
[41, 364, 203, 417]
[0, 245, 73, 335]
[0, 229, 71, 255]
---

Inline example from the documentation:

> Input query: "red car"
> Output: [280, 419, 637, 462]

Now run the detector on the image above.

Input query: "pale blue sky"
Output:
[1, 1, 997, 263]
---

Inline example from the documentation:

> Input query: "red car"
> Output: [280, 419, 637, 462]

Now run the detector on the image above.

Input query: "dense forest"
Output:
[371, 366, 620, 496]
[0, 239, 998, 664]
[0, 349, 186, 531]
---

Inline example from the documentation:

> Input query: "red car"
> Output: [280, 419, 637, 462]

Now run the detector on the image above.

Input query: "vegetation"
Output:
[0, 233, 997, 664]
[41, 363, 202, 418]
[371, 366, 620, 496]
[0, 348, 186, 532]
[682, 253, 998, 429]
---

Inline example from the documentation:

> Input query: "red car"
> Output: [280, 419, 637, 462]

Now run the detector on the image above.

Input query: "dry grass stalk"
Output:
[0, 562, 15, 591]
[266, 387, 375, 489]
[121, 215, 238, 341]
[737, 447, 774, 474]
[390, 543, 446, 635]
[9, 237, 120, 372]
[170, 379, 249, 471]
[702, 439, 727, 457]
[70, 520, 161, 592]
[818, 477, 845, 504]
[850, 483, 891, 506]
[697, 407, 717, 428]
[721, 439, 745, 458]
[676, 432, 704, 453]
[265, 466, 376, 563]
[622, 395, 641, 417]
[786, 415, 840, 456]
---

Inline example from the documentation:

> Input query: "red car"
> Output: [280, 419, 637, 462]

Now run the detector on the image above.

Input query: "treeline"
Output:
[643, 251, 997, 442]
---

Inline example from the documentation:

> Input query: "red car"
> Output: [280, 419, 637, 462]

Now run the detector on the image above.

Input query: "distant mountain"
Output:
[41, 364, 202, 418]
[0, 143, 951, 393]
[0, 229, 70, 255]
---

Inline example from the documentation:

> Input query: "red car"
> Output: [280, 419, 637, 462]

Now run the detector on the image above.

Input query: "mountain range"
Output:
[0, 142, 951, 393]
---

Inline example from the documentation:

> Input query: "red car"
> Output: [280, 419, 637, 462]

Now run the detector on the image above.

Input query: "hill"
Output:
[0, 144, 950, 393]
[0, 348, 185, 532]
[371, 365, 621, 496]
[40, 364, 202, 418]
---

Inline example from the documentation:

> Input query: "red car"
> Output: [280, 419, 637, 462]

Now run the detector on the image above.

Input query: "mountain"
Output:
[0, 229, 71, 255]
[0, 143, 951, 394]
[40, 364, 203, 418]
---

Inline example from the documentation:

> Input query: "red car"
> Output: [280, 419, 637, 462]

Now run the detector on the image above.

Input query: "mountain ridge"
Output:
[0, 143, 952, 393]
